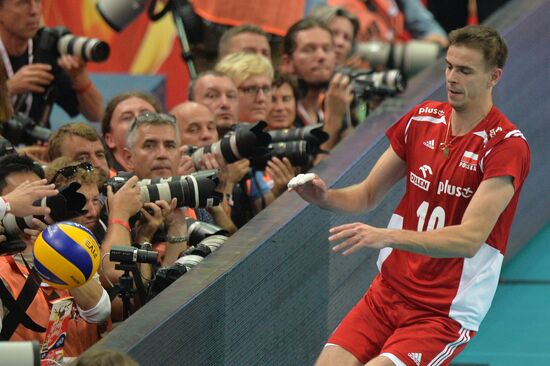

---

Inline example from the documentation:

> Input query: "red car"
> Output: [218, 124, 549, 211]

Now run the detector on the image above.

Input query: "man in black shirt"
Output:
[0, 0, 103, 125]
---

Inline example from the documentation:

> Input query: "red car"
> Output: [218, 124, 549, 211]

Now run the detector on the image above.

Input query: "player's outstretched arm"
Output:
[288, 146, 406, 213]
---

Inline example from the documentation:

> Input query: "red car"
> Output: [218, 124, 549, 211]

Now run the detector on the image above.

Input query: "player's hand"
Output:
[287, 173, 329, 206]
[3, 179, 58, 217]
[328, 222, 389, 255]
[6, 63, 54, 95]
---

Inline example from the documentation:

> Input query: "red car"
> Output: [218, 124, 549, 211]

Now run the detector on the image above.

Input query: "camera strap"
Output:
[0, 256, 46, 340]
[0, 36, 33, 115]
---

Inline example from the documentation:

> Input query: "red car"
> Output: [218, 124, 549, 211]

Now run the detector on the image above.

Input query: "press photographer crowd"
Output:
[0, 0, 499, 363]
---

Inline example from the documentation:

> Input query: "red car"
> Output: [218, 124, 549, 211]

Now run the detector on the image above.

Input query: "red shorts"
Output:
[327, 276, 475, 365]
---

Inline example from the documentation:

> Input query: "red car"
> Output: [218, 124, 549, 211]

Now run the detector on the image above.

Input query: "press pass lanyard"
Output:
[0, 36, 33, 115]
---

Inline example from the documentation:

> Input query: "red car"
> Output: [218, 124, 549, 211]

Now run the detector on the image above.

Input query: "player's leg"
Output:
[316, 277, 398, 365]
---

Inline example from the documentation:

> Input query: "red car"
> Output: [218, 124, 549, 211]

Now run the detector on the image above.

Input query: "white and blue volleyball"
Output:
[33, 221, 100, 289]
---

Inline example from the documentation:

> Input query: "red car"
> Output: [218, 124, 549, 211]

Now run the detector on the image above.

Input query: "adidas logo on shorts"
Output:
[408, 352, 422, 366]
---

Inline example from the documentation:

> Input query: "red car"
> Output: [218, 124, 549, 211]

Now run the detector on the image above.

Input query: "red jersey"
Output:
[380, 100, 530, 331]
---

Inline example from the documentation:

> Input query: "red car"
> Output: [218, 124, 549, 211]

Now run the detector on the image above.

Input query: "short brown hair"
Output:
[48, 122, 101, 161]
[449, 25, 508, 69]
[283, 18, 332, 56]
[101, 91, 163, 136]
[218, 24, 268, 57]
[309, 5, 360, 41]
[45, 157, 106, 189]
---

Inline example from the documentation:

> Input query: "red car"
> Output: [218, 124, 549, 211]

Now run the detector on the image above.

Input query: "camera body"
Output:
[190, 121, 271, 168]
[249, 124, 329, 170]
[338, 67, 406, 102]
[1, 113, 51, 146]
[1, 182, 88, 256]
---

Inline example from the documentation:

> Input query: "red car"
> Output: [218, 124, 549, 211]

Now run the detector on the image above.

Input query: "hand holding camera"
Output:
[6, 63, 54, 95]
[2, 179, 58, 218]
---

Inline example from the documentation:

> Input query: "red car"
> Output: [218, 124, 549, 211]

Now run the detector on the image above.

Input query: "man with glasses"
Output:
[215, 52, 273, 124]
[0, 155, 111, 356]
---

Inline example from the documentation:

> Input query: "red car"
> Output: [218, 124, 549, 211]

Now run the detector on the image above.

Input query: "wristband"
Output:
[166, 235, 188, 244]
[108, 218, 131, 232]
[73, 80, 92, 94]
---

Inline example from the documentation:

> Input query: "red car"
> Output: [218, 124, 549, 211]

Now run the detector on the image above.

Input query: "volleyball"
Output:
[33, 221, 100, 289]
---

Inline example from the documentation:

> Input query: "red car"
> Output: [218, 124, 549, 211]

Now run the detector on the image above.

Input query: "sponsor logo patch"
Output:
[437, 180, 474, 198]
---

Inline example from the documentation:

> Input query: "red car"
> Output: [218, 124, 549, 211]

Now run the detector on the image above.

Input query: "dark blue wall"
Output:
[91, 1, 550, 364]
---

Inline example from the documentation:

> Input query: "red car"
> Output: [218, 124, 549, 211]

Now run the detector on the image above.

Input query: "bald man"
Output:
[171, 102, 219, 148]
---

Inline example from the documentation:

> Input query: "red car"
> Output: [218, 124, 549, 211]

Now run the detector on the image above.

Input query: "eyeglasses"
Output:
[238, 85, 272, 96]
[50, 162, 94, 184]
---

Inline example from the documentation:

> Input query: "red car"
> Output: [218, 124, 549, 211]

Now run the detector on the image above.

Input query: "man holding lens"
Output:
[0, 0, 102, 124]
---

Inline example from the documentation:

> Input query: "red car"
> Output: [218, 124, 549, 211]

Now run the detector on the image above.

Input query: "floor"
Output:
[453, 223, 550, 366]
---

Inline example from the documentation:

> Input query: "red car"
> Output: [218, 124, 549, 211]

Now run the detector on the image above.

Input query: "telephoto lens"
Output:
[249, 140, 316, 170]
[190, 121, 271, 168]
[35, 26, 110, 63]
[268, 123, 329, 146]
[103, 170, 223, 208]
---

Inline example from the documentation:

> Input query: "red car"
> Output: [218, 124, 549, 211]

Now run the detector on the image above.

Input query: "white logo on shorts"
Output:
[408, 352, 422, 366]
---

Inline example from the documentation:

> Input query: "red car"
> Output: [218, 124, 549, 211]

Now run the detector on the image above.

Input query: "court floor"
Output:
[453, 223, 550, 366]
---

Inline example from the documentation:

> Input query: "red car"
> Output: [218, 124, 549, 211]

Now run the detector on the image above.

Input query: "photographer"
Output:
[47, 122, 110, 177]
[122, 112, 190, 265]
[101, 91, 162, 175]
[0, 155, 110, 356]
[280, 18, 354, 152]
[0, 0, 102, 125]
[44, 157, 145, 321]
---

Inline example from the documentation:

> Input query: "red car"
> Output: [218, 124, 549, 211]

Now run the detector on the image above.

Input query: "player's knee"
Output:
[315, 344, 363, 366]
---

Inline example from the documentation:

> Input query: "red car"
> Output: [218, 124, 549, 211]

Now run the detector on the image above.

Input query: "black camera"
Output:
[148, 220, 228, 299]
[1, 113, 51, 146]
[190, 121, 271, 168]
[1, 182, 87, 256]
[249, 140, 318, 170]
[268, 123, 329, 146]
[109, 246, 159, 264]
[35, 26, 110, 64]
[0, 135, 17, 158]
[338, 68, 406, 101]
[103, 170, 223, 208]
[247, 124, 329, 170]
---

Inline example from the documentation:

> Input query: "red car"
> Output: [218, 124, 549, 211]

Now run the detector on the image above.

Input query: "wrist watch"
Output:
[166, 235, 188, 244]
